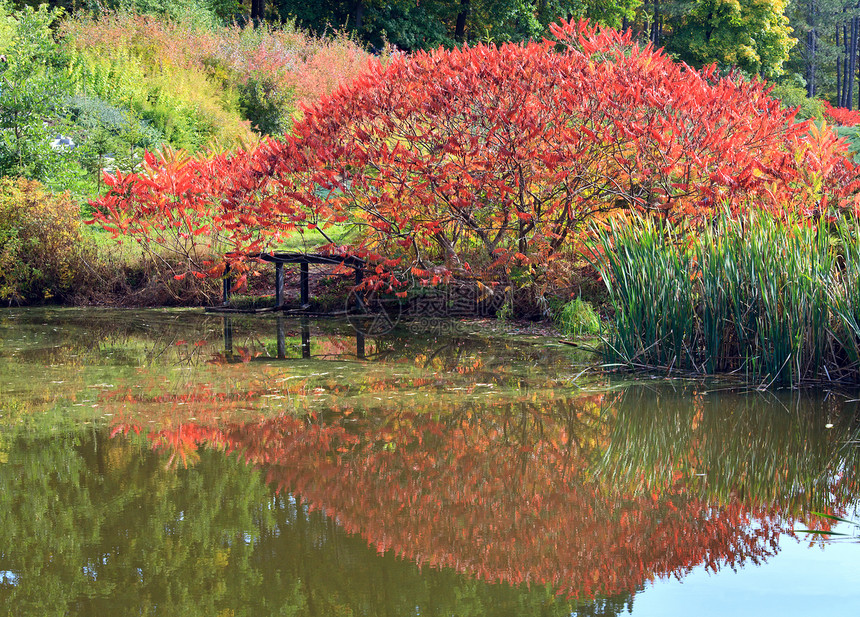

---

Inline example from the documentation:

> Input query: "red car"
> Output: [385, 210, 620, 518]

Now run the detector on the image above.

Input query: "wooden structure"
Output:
[216, 252, 366, 313]
[221, 315, 366, 361]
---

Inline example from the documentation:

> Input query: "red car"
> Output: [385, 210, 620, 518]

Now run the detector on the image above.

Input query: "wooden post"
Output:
[300, 262, 310, 307]
[275, 262, 284, 308]
[223, 316, 233, 358]
[356, 330, 365, 359]
[300, 315, 310, 359]
[276, 316, 286, 359]
[354, 264, 365, 311]
[222, 265, 232, 307]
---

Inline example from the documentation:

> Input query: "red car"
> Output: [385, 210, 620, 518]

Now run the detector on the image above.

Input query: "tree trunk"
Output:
[837, 23, 842, 105]
[843, 21, 851, 106]
[352, 1, 365, 31]
[807, 28, 817, 97]
[806, 0, 817, 98]
[650, 1, 661, 45]
[849, 16, 858, 109]
[251, 0, 265, 24]
[852, 17, 860, 109]
[642, 1, 651, 41]
[455, 0, 470, 43]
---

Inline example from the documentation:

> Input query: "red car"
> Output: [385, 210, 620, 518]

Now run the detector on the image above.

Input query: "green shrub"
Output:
[238, 76, 295, 135]
[768, 83, 825, 121]
[555, 297, 601, 338]
[64, 14, 252, 151]
[65, 95, 163, 194]
[0, 3, 74, 181]
[96, 0, 224, 28]
[834, 125, 860, 162]
[61, 9, 372, 147]
[0, 178, 94, 304]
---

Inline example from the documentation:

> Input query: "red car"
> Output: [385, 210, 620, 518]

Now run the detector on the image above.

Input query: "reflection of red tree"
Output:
[116, 409, 799, 599]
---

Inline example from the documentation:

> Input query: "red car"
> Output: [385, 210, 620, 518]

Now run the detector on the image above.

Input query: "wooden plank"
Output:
[216, 251, 367, 314]
[260, 252, 365, 268]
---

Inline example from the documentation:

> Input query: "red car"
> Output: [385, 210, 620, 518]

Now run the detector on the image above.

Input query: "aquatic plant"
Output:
[555, 297, 601, 338]
[592, 212, 860, 384]
[589, 217, 697, 369]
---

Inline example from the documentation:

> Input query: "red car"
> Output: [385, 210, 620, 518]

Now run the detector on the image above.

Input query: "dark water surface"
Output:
[1, 308, 858, 616]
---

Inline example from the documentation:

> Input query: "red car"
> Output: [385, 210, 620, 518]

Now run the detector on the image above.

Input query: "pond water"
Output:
[1, 308, 858, 616]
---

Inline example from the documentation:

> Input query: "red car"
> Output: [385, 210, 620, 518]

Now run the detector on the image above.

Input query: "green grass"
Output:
[82, 224, 147, 262]
[271, 222, 360, 253]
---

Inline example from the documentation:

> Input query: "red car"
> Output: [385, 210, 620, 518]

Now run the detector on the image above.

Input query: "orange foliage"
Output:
[123, 406, 793, 599]
[90, 19, 860, 294]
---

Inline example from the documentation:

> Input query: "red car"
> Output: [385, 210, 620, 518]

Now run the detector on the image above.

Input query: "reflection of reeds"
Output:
[592, 214, 860, 384]
[597, 385, 860, 515]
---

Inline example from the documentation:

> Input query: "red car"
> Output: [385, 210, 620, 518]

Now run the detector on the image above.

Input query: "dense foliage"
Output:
[0, 3, 372, 200]
[90, 19, 859, 304]
[62, 9, 372, 145]
[0, 3, 72, 181]
[663, 0, 794, 78]
[275, 0, 641, 50]
[788, 0, 860, 105]
[0, 178, 92, 302]
[2, 1, 860, 314]
[0, 3, 376, 304]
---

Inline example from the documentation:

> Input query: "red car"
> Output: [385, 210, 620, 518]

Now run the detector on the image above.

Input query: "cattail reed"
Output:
[591, 213, 860, 384]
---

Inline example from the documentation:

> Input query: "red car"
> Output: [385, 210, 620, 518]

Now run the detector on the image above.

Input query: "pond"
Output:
[1, 308, 858, 616]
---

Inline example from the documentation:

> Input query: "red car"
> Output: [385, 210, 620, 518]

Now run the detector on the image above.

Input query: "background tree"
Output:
[663, 0, 795, 78]
[784, 1, 860, 109]
[0, 3, 73, 181]
[275, 0, 641, 50]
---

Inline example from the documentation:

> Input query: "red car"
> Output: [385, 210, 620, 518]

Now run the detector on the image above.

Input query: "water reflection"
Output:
[1, 309, 859, 616]
[221, 316, 366, 361]
[0, 427, 631, 617]
[113, 386, 860, 599]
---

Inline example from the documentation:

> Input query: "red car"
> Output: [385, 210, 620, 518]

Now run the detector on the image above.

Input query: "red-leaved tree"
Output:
[90, 20, 860, 298]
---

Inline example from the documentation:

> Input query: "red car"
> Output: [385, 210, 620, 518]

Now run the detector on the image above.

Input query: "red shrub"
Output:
[91, 20, 860, 294]
[822, 100, 860, 127]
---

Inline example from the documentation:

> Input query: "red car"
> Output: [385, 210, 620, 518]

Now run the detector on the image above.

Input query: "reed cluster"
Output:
[592, 213, 860, 384]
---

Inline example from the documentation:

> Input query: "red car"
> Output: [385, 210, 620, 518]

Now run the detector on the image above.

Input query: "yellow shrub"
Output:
[0, 178, 94, 303]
